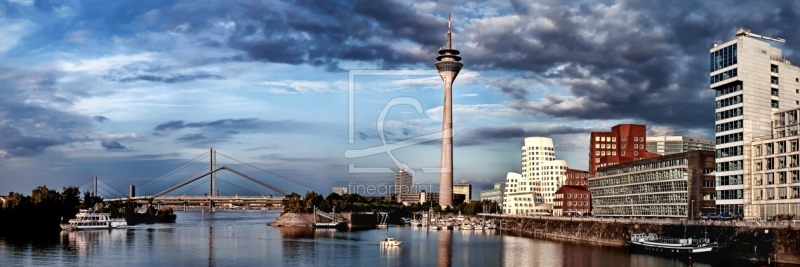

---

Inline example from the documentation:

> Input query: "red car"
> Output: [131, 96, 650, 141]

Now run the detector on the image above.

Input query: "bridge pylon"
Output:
[210, 148, 217, 213]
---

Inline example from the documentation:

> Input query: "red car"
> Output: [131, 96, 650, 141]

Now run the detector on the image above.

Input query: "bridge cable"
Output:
[148, 163, 210, 196]
[216, 178, 264, 196]
[97, 183, 124, 198]
[215, 152, 317, 192]
[170, 177, 210, 196]
[98, 180, 127, 197]
[138, 151, 210, 192]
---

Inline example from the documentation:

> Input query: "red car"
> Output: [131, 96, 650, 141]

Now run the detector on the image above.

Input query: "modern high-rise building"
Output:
[453, 184, 472, 203]
[590, 150, 716, 219]
[589, 124, 661, 174]
[646, 136, 715, 155]
[435, 14, 463, 208]
[517, 137, 574, 207]
[480, 182, 505, 204]
[710, 29, 800, 218]
[395, 169, 412, 195]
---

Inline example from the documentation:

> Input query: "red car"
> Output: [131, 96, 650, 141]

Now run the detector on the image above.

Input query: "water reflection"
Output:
[60, 229, 128, 256]
[438, 230, 452, 267]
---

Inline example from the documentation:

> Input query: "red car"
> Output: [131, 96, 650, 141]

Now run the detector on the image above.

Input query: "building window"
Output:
[772, 88, 779, 96]
[715, 82, 743, 97]
[612, 137, 616, 142]
[772, 76, 780, 85]
[595, 158, 600, 163]
[771, 64, 779, 73]
[710, 68, 738, 84]
[634, 151, 638, 156]
[621, 151, 625, 156]
[622, 137, 626, 142]
[716, 94, 743, 108]
[710, 44, 737, 72]
[595, 137, 599, 141]
[715, 107, 743, 121]
[772, 100, 780, 108]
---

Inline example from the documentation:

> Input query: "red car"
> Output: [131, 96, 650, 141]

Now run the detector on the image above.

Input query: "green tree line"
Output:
[281, 191, 500, 216]
[0, 185, 102, 234]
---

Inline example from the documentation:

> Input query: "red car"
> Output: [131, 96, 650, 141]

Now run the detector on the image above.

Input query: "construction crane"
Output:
[735, 28, 786, 44]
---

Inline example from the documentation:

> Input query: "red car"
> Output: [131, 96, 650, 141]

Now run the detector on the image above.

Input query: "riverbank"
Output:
[488, 215, 800, 264]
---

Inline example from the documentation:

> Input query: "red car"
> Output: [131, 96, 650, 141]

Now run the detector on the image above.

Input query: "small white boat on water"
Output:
[461, 223, 473, 230]
[60, 209, 127, 231]
[380, 237, 403, 246]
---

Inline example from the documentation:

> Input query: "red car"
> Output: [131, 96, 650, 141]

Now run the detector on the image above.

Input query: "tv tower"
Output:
[434, 14, 462, 208]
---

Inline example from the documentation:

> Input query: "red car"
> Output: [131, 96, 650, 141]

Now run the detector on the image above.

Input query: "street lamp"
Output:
[691, 199, 695, 221]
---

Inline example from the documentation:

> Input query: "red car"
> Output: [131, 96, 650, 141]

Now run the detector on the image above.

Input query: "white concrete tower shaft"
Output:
[434, 14, 463, 208]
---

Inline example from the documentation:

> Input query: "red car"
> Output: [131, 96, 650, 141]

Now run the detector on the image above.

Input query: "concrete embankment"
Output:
[268, 213, 315, 227]
[268, 212, 379, 229]
[493, 216, 800, 264]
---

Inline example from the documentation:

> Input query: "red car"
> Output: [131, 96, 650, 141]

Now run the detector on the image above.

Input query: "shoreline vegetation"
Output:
[0, 185, 175, 236]
[271, 191, 500, 226]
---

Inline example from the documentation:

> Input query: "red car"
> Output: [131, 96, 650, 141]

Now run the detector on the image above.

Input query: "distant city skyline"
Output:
[2, 0, 800, 198]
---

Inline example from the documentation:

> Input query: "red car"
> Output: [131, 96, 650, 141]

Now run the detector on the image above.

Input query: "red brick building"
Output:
[553, 185, 591, 216]
[565, 168, 590, 188]
[589, 124, 661, 174]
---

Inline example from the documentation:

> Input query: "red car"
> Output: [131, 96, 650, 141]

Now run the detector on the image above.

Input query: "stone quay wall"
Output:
[489, 215, 800, 264]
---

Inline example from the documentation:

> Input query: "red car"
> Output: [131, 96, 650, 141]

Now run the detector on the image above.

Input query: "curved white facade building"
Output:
[504, 137, 570, 215]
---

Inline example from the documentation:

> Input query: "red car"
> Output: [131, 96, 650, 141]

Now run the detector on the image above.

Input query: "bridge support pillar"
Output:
[209, 199, 215, 213]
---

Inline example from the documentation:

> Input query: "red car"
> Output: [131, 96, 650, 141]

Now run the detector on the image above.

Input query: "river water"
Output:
[0, 210, 794, 266]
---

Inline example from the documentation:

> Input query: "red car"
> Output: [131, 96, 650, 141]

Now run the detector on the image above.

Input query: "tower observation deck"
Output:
[434, 14, 463, 208]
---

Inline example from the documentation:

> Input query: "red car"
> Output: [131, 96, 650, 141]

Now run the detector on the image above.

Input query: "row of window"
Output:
[754, 171, 800, 185]
[716, 120, 743, 133]
[755, 186, 800, 200]
[593, 192, 687, 206]
[597, 158, 688, 177]
[716, 107, 743, 121]
[593, 205, 687, 217]
[716, 132, 743, 145]
[595, 143, 616, 149]
[717, 189, 743, 200]
[710, 68, 738, 84]
[714, 82, 742, 97]
[591, 180, 688, 198]
[710, 44, 737, 72]
[716, 160, 743, 172]
[754, 155, 800, 171]
[755, 139, 800, 156]
[717, 175, 743, 186]
[590, 169, 686, 190]
[716, 145, 743, 159]
[716, 94, 742, 109]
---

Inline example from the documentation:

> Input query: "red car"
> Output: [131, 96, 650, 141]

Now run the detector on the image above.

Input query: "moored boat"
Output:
[60, 209, 127, 231]
[629, 233, 718, 255]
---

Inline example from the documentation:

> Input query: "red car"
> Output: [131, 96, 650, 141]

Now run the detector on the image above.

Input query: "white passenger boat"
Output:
[629, 233, 718, 255]
[380, 237, 402, 246]
[60, 209, 127, 231]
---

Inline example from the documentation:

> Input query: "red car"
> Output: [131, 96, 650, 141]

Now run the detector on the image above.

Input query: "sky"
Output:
[2, 0, 800, 199]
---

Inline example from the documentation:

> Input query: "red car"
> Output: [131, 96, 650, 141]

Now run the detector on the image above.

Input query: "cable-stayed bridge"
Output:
[79, 149, 309, 212]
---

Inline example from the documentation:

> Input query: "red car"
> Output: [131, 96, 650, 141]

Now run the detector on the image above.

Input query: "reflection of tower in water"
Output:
[437, 230, 453, 267]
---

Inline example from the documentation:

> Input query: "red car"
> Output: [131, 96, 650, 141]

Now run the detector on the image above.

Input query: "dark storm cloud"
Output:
[153, 118, 324, 145]
[0, 69, 95, 157]
[94, 116, 109, 123]
[103, 62, 225, 84]
[146, 0, 800, 133]
[457, 125, 596, 146]
[100, 140, 127, 150]
[176, 133, 206, 141]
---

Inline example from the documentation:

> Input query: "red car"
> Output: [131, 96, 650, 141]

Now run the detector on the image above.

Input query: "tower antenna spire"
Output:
[448, 13, 451, 33]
